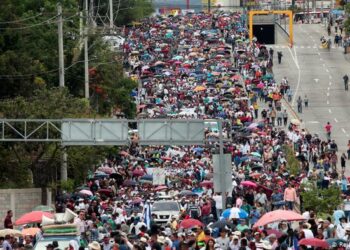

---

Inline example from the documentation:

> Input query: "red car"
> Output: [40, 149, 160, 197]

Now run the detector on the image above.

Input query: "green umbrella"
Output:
[32, 205, 54, 212]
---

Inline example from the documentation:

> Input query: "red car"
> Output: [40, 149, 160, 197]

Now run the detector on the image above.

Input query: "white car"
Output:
[152, 201, 180, 224]
[102, 35, 125, 51]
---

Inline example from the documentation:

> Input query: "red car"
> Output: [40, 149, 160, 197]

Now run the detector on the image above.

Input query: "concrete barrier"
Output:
[0, 188, 52, 228]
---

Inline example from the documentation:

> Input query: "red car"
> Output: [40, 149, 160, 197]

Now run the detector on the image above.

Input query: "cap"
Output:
[88, 242, 101, 250]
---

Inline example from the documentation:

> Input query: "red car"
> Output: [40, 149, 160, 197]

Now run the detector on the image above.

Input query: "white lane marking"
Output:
[323, 64, 326, 67]
[314, 78, 319, 83]
[329, 82, 332, 85]
[329, 75, 332, 79]
[327, 100, 330, 104]
[329, 109, 332, 113]
[320, 58, 323, 61]
[307, 121, 320, 124]
[334, 118, 338, 123]
[327, 92, 330, 96]
[326, 69, 329, 73]
[307, 46, 311, 48]
[288, 46, 301, 106]
[342, 128, 347, 134]
[327, 87, 330, 91]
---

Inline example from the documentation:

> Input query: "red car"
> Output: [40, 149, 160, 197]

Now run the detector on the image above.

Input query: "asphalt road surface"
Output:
[271, 23, 350, 155]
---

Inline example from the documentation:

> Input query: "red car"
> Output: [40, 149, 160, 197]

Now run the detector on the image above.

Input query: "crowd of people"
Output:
[2, 10, 350, 250]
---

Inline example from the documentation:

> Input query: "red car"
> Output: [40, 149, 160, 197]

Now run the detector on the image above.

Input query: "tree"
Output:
[0, 88, 93, 187]
[301, 184, 342, 215]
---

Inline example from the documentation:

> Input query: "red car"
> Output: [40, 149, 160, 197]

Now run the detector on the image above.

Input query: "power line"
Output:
[0, 13, 43, 24]
[0, 13, 79, 30]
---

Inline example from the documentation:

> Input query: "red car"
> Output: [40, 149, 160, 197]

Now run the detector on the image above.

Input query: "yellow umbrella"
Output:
[0, 229, 22, 237]
[194, 86, 207, 92]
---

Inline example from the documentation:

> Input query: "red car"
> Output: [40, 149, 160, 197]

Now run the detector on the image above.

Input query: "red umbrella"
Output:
[241, 181, 257, 188]
[199, 180, 213, 189]
[179, 219, 203, 229]
[154, 185, 168, 191]
[299, 238, 329, 249]
[253, 210, 305, 228]
[15, 211, 53, 225]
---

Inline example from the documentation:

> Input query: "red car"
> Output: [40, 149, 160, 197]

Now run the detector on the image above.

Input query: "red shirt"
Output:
[4, 215, 13, 229]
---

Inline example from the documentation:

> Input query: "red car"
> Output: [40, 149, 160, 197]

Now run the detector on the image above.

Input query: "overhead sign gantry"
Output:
[248, 10, 294, 47]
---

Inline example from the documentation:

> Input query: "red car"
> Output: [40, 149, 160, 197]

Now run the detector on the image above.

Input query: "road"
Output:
[272, 23, 350, 155]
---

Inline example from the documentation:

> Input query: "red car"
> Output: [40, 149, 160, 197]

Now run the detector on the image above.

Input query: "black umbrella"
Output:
[209, 220, 234, 229]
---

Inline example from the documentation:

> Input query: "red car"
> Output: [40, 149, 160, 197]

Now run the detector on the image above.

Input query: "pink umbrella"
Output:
[15, 211, 53, 225]
[241, 181, 257, 188]
[257, 82, 264, 88]
[79, 189, 93, 196]
[154, 185, 168, 191]
[132, 169, 144, 177]
[253, 210, 305, 228]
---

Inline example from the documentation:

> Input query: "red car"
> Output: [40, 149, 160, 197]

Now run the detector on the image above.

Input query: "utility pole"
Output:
[84, 0, 89, 99]
[58, 3, 65, 87]
[109, 0, 114, 30]
[58, 2, 67, 181]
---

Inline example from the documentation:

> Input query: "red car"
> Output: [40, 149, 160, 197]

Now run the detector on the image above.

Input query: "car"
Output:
[34, 235, 82, 250]
[152, 200, 180, 224]
[102, 35, 125, 52]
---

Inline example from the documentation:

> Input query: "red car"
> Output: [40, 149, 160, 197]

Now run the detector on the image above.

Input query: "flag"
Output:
[143, 201, 152, 229]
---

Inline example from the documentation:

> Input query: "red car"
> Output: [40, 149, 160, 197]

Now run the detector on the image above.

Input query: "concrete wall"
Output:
[0, 188, 52, 228]
[275, 22, 290, 45]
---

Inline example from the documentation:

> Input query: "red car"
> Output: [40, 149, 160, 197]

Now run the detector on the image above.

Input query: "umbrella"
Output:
[266, 229, 283, 238]
[0, 229, 22, 237]
[299, 238, 329, 249]
[251, 152, 261, 158]
[79, 189, 93, 196]
[290, 119, 301, 126]
[209, 220, 234, 229]
[32, 205, 54, 212]
[199, 180, 213, 189]
[140, 174, 153, 181]
[133, 169, 145, 177]
[241, 181, 257, 188]
[179, 219, 203, 229]
[15, 211, 53, 225]
[179, 190, 197, 197]
[154, 185, 168, 191]
[22, 227, 40, 236]
[253, 210, 305, 228]
[123, 180, 137, 186]
[222, 208, 248, 219]
[194, 86, 206, 92]
[326, 238, 347, 248]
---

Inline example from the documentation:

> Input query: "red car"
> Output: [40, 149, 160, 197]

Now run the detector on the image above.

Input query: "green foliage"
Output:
[282, 145, 300, 176]
[60, 178, 75, 193]
[301, 185, 342, 214]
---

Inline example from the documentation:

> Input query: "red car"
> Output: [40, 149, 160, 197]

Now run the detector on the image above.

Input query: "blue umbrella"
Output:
[222, 208, 248, 219]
